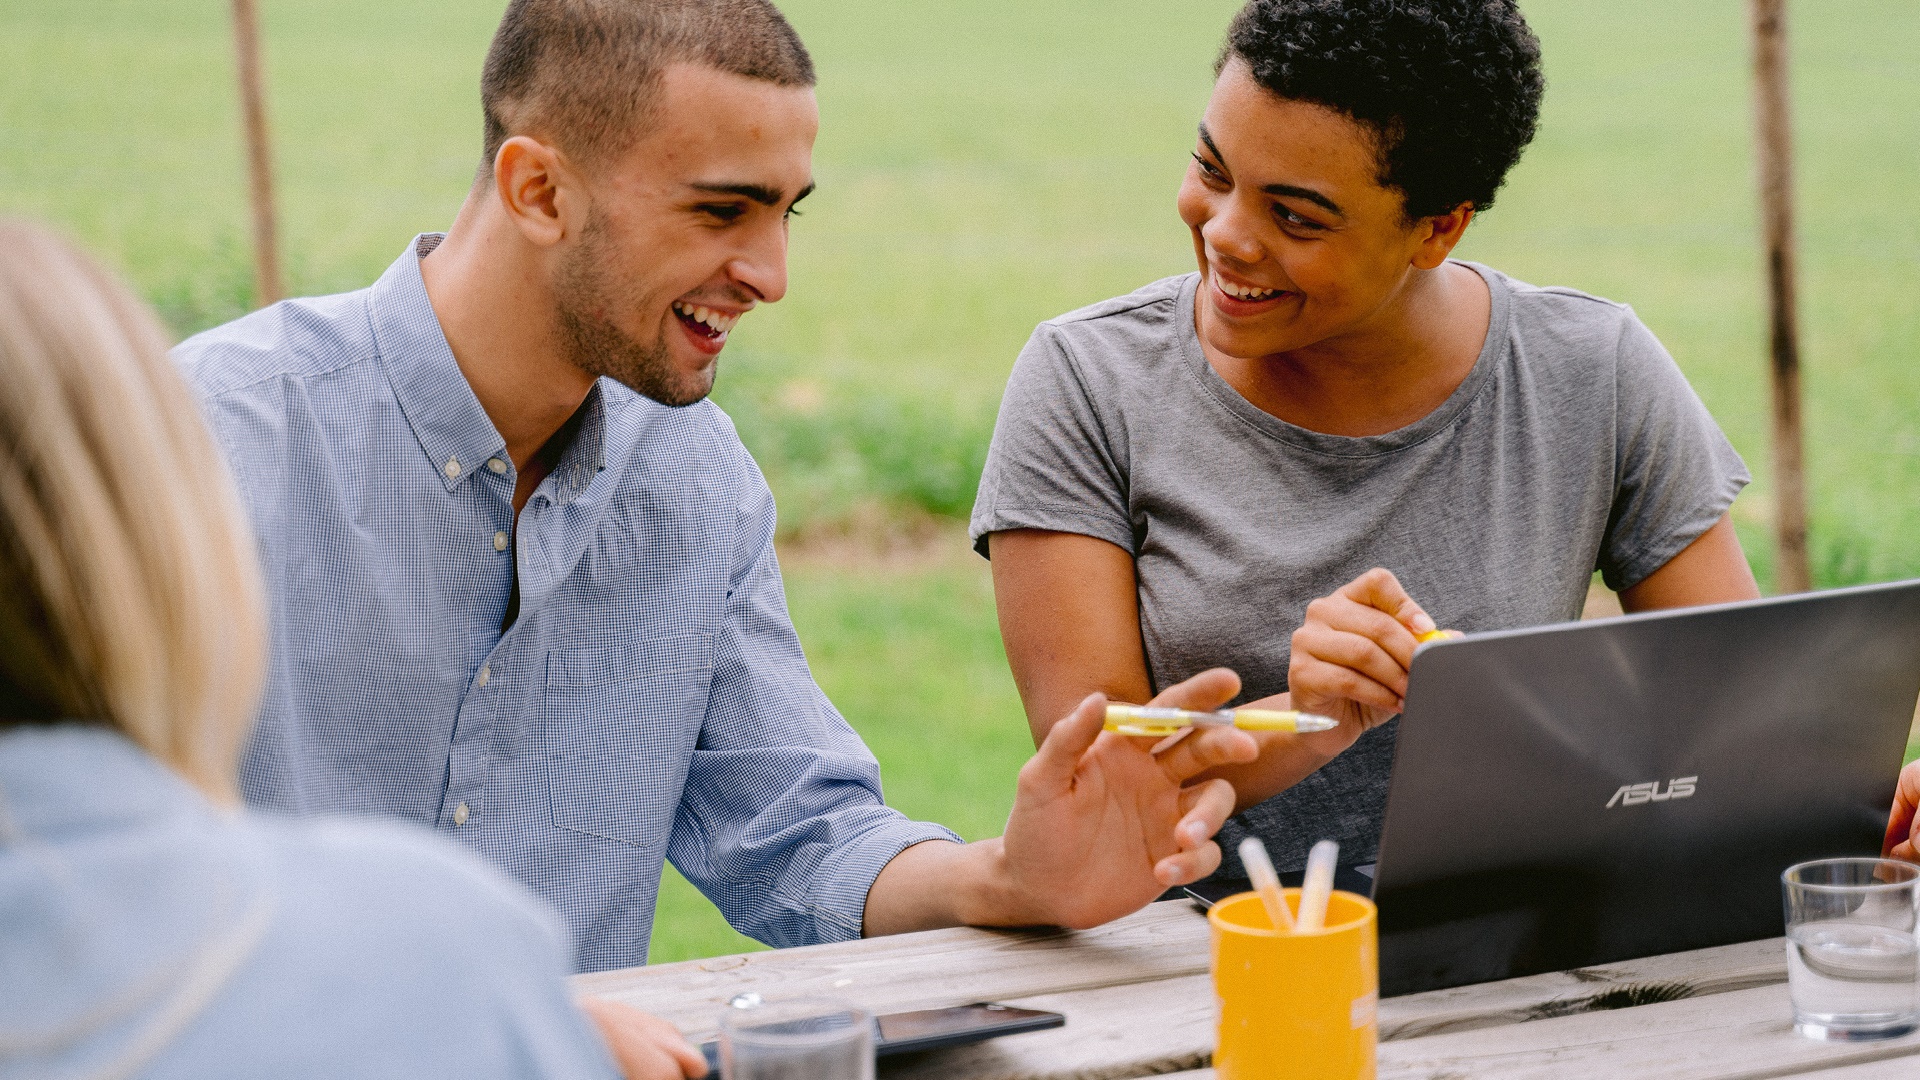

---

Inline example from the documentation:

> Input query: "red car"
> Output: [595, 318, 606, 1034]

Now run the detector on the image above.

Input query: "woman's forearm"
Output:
[1186, 691, 1365, 812]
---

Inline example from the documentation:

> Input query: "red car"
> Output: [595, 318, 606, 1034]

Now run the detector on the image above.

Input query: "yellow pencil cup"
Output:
[1209, 889, 1378, 1080]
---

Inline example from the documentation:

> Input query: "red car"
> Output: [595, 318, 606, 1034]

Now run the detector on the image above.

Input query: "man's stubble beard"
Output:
[554, 214, 716, 408]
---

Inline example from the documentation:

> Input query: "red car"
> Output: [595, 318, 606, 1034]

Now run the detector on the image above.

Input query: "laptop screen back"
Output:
[1374, 579, 1920, 996]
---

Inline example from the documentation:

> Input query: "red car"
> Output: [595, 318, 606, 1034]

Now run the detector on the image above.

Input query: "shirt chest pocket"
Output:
[544, 632, 714, 850]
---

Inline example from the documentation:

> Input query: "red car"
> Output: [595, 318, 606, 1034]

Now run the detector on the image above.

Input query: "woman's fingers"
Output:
[1338, 567, 1436, 637]
[1289, 653, 1404, 714]
[1296, 622, 1413, 698]
[1305, 591, 1423, 673]
[1883, 760, 1920, 858]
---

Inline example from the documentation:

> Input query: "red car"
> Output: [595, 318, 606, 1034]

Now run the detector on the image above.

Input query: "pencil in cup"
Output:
[1103, 705, 1340, 738]
[1211, 888, 1379, 1080]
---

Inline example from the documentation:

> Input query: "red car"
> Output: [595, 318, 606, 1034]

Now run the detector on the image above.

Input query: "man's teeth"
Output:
[1215, 274, 1280, 301]
[672, 301, 741, 334]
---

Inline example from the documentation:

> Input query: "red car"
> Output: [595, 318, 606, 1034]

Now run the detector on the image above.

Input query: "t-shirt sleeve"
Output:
[1596, 312, 1751, 591]
[969, 323, 1135, 558]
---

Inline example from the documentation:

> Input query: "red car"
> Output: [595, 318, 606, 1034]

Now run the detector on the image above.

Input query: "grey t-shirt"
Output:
[969, 263, 1749, 876]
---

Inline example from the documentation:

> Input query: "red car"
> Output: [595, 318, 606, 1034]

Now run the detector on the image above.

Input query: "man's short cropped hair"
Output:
[479, 0, 815, 172]
[1219, 0, 1544, 219]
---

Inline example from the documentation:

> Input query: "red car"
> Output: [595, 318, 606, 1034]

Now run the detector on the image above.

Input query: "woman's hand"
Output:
[1883, 760, 1920, 861]
[577, 997, 708, 1080]
[1288, 567, 1440, 735]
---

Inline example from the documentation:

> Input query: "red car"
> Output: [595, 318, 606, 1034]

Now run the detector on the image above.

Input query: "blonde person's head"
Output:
[0, 220, 266, 801]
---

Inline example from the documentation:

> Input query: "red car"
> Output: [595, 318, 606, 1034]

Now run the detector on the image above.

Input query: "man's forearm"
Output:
[860, 838, 1037, 937]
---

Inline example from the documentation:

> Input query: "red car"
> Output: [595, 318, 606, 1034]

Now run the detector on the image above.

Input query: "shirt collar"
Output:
[366, 234, 512, 494]
[542, 383, 610, 507]
[0, 726, 211, 844]
[368, 234, 611, 501]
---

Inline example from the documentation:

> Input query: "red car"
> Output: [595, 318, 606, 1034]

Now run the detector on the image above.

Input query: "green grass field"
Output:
[3, 0, 1916, 961]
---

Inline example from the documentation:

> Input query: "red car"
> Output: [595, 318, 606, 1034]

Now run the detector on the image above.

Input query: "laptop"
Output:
[1368, 578, 1920, 995]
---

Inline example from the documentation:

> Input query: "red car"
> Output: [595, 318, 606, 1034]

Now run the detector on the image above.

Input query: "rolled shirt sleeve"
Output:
[668, 449, 960, 947]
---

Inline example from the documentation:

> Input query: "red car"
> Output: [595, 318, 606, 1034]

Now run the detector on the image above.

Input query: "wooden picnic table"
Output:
[576, 899, 1920, 1080]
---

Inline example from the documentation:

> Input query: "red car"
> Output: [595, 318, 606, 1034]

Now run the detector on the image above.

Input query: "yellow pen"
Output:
[1104, 705, 1340, 738]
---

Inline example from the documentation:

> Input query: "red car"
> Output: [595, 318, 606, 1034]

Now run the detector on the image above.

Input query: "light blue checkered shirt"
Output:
[176, 236, 959, 972]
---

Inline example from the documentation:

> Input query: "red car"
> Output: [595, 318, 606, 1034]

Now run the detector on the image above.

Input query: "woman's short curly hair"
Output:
[1219, 0, 1544, 219]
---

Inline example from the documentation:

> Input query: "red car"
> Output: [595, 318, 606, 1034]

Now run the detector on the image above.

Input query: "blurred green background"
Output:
[3, 0, 1915, 961]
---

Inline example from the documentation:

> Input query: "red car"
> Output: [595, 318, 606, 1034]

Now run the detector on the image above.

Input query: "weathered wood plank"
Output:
[883, 937, 1792, 1080]
[1796, 1054, 1920, 1079]
[882, 974, 1214, 1080]
[1379, 984, 1920, 1080]
[1379, 936, 1787, 1041]
[573, 900, 1211, 1038]
[576, 899, 1806, 1079]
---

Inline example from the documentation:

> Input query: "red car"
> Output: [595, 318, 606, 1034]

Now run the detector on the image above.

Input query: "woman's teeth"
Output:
[1215, 274, 1280, 301]
[672, 301, 741, 334]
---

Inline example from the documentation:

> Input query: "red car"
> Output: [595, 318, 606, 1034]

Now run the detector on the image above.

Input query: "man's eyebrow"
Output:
[1198, 121, 1345, 218]
[689, 180, 816, 207]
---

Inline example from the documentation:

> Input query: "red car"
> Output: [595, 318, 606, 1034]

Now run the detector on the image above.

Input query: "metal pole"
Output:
[231, 0, 283, 307]
[1748, 0, 1811, 593]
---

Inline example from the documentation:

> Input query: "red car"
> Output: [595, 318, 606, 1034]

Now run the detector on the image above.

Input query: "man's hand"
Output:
[578, 997, 707, 1080]
[1884, 760, 1920, 862]
[994, 667, 1259, 928]
[1288, 567, 1440, 736]
[863, 669, 1259, 936]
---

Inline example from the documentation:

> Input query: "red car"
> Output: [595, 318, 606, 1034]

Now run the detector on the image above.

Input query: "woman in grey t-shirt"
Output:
[970, 0, 1762, 878]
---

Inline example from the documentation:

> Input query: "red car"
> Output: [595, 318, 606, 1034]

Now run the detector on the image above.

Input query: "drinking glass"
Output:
[719, 997, 875, 1080]
[1782, 857, 1920, 1041]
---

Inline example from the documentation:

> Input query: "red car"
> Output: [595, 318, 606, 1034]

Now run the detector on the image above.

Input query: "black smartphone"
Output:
[698, 1003, 1063, 1074]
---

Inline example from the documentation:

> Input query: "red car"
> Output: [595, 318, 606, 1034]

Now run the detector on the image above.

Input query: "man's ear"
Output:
[493, 135, 585, 248]
[1409, 203, 1476, 271]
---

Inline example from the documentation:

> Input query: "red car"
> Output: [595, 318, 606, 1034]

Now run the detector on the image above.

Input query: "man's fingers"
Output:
[1156, 725, 1259, 783]
[1173, 777, 1238, 850]
[1145, 667, 1242, 712]
[1156, 840, 1223, 886]
[1023, 692, 1107, 794]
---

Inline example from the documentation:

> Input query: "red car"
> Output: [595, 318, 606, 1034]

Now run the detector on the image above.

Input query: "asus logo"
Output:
[1605, 777, 1697, 808]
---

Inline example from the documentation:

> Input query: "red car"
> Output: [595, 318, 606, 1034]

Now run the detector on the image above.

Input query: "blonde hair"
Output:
[0, 220, 267, 801]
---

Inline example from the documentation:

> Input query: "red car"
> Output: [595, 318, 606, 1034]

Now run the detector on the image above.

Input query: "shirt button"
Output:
[487, 457, 508, 475]
[476, 664, 490, 688]
[493, 530, 509, 552]
[443, 457, 460, 478]
[453, 802, 470, 826]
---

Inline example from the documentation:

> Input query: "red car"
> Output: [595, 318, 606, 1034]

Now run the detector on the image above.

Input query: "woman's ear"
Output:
[1409, 203, 1476, 270]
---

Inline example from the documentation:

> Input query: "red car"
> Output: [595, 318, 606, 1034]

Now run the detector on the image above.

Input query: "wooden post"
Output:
[230, 0, 283, 307]
[1748, 0, 1811, 593]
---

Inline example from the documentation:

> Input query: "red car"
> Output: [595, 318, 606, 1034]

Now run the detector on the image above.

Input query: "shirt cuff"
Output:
[792, 815, 964, 943]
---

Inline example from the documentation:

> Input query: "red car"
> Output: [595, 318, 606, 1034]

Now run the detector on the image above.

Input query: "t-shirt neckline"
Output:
[1176, 260, 1510, 459]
